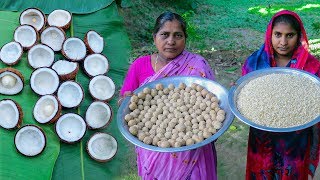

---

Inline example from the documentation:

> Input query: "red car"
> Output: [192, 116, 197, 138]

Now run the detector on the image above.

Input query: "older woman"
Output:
[120, 12, 217, 180]
[242, 10, 320, 180]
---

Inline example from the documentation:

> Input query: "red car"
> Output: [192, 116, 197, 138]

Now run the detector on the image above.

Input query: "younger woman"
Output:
[242, 10, 320, 180]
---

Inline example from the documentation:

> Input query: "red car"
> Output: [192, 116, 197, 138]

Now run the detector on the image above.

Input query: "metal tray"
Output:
[228, 67, 320, 132]
[117, 76, 234, 152]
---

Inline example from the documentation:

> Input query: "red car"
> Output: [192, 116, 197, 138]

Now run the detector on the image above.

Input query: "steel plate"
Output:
[228, 67, 320, 132]
[117, 76, 234, 152]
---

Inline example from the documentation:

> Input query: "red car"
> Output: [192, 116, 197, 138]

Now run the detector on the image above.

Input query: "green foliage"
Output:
[312, 22, 320, 32]
[182, 10, 204, 50]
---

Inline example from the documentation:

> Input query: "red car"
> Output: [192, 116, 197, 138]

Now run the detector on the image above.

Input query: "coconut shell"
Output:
[19, 8, 47, 32]
[54, 113, 87, 144]
[40, 26, 66, 52]
[61, 37, 87, 62]
[47, 10, 72, 30]
[14, 124, 46, 157]
[29, 67, 59, 96]
[33, 95, 62, 124]
[58, 62, 79, 81]
[88, 75, 115, 102]
[84, 30, 104, 54]
[85, 101, 113, 130]
[0, 99, 23, 130]
[86, 132, 118, 163]
[57, 80, 84, 108]
[0, 67, 25, 87]
[13, 25, 39, 50]
[27, 44, 55, 69]
[0, 41, 23, 65]
[83, 53, 109, 78]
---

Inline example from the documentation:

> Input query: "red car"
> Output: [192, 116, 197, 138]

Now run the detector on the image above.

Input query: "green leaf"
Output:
[0, 0, 114, 14]
[224, 67, 238, 73]
[229, 125, 237, 131]
[0, 11, 60, 180]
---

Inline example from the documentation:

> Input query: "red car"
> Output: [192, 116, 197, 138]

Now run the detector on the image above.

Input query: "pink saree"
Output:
[120, 50, 217, 180]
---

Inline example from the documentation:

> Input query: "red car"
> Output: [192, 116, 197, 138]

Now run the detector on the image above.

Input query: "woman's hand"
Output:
[229, 81, 237, 87]
[117, 91, 133, 106]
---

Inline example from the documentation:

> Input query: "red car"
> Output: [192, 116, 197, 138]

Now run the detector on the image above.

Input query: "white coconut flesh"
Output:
[0, 71, 23, 95]
[28, 44, 54, 69]
[15, 125, 46, 156]
[89, 75, 115, 101]
[87, 31, 104, 53]
[0, 100, 20, 129]
[48, 10, 71, 28]
[62, 38, 86, 61]
[0, 42, 23, 65]
[14, 25, 37, 49]
[52, 60, 77, 76]
[30, 68, 59, 95]
[56, 113, 86, 143]
[20, 9, 45, 31]
[87, 133, 117, 161]
[84, 54, 109, 77]
[33, 95, 59, 123]
[57, 81, 83, 108]
[86, 101, 111, 129]
[41, 27, 65, 51]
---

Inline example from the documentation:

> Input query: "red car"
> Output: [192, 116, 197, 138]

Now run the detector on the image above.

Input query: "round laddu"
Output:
[124, 83, 225, 148]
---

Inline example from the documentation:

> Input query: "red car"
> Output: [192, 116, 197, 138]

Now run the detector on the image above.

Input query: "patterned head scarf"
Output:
[242, 10, 320, 76]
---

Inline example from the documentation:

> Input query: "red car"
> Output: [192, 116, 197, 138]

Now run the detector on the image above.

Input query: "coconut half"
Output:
[89, 75, 115, 101]
[30, 67, 59, 95]
[57, 81, 84, 108]
[14, 125, 46, 157]
[0, 99, 23, 130]
[86, 132, 117, 162]
[47, 9, 72, 29]
[62, 37, 87, 61]
[13, 25, 38, 50]
[0, 42, 23, 65]
[19, 8, 46, 32]
[28, 44, 55, 69]
[85, 101, 112, 129]
[41, 26, 66, 51]
[84, 30, 104, 54]
[33, 95, 61, 124]
[52, 60, 79, 81]
[83, 54, 109, 77]
[0, 68, 24, 95]
[55, 113, 86, 143]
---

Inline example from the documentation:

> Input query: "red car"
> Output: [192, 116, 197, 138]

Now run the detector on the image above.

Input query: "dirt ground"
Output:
[204, 49, 248, 179]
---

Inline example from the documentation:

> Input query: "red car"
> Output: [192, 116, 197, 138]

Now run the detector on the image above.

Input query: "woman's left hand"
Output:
[117, 91, 133, 106]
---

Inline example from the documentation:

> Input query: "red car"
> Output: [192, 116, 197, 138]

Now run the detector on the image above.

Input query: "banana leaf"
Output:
[0, 11, 60, 180]
[0, 2, 133, 179]
[0, 0, 114, 14]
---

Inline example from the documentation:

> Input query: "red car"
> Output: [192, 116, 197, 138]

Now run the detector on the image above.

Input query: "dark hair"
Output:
[272, 14, 301, 40]
[153, 11, 188, 38]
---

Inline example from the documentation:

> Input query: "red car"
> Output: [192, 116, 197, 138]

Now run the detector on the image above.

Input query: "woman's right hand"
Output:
[117, 91, 133, 106]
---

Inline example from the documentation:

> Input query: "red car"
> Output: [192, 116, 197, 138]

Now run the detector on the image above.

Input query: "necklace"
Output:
[154, 54, 159, 72]
[154, 54, 168, 72]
